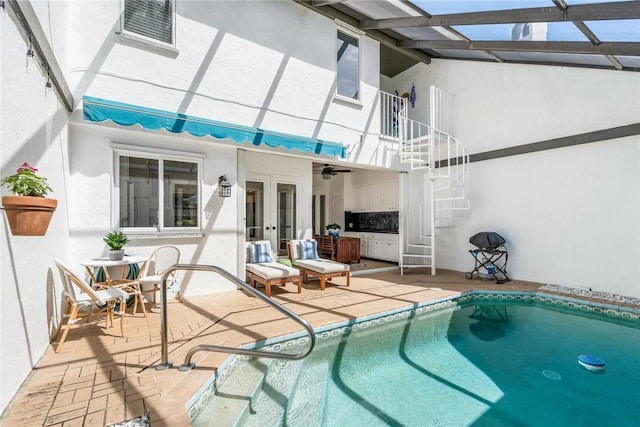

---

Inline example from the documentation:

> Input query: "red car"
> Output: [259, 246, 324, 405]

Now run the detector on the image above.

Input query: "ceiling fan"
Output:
[315, 164, 351, 180]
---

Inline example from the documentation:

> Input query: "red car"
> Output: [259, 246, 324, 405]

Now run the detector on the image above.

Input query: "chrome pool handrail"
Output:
[155, 264, 316, 371]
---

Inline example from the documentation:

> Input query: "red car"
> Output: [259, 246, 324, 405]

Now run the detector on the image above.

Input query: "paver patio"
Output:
[0, 268, 630, 426]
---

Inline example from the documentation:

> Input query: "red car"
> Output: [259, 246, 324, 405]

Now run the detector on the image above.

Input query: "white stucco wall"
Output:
[54, 0, 385, 298]
[68, 123, 241, 296]
[66, 0, 385, 168]
[391, 59, 640, 297]
[1, 4, 71, 414]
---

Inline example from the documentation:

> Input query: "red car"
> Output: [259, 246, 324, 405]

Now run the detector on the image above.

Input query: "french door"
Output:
[246, 174, 298, 256]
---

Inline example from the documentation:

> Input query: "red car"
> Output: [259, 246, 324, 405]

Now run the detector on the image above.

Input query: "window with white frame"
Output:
[116, 153, 201, 231]
[336, 29, 360, 100]
[123, 0, 175, 45]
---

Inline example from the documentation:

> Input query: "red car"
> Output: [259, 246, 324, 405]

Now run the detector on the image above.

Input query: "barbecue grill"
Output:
[465, 232, 510, 284]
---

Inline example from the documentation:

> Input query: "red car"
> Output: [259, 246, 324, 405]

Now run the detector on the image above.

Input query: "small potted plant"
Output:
[1, 162, 57, 236]
[326, 223, 341, 237]
[103, 231, 129, 260]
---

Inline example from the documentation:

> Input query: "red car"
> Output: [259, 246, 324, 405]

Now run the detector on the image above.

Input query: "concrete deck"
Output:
[0, 268, 631, 426]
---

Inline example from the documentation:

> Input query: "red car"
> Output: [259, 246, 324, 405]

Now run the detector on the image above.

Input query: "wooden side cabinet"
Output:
[336, 237, 361, 263]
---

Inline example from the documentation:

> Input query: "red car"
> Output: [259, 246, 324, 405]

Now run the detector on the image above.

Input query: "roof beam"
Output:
[398, 40, 640, 56]
[311, 0, 342, 7]
[360, 2, 640, 29]
[293, 0, 432, 64]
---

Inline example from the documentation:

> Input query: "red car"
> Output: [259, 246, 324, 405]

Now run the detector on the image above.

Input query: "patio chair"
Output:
[53, 259, 129, 353]
[245, 240, 302, 297]
[287, 239, 350, 291]
[318, 235, 336, 260]
[136, 245, 183, 311]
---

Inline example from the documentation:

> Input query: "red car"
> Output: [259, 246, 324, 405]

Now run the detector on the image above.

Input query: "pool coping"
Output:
[186, 289, 640, 421]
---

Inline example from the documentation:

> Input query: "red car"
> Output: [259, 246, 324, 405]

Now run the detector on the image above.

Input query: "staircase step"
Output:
[191, 357, 273, 427]
[400, 156, 429, 163]
[402, 253, 432, 259]
[400, 264, 433, 270]
[243, 358, 305, 427]
[284, 361, 329, 426]
[407, 243, 431, 249]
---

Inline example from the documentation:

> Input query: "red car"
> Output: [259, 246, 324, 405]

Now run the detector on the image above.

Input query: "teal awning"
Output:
[82, 96, 346, 158]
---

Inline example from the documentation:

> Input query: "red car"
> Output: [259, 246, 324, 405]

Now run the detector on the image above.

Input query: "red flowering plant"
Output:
[0, 162, 53, 197]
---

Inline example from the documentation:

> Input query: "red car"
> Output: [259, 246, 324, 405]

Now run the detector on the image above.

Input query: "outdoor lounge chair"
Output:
[245, 240, 302, 297]
[287, 239, 350, 291]
[53, 259, 129, 353]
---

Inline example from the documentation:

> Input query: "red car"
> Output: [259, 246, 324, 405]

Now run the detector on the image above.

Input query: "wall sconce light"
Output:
[218, 175, 232, 197]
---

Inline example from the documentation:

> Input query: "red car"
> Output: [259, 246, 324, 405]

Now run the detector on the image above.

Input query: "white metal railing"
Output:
[156, 264, 316, 371]
[380, 91, 407, 140]
[399, 103, 433, 169]
[430, 85, 454, 136]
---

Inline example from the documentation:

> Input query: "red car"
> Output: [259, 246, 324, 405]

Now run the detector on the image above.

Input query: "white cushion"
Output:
[293, 259, 350, 274]
[246, 262, 300, 280]
[139, 274, 163, 285]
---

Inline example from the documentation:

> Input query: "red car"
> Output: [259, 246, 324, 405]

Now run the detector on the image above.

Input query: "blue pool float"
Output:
[578, 355, 606, 372]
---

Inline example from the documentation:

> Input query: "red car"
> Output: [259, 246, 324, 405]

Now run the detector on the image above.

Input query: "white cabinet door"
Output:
[378, 182, 399, 211]
[360, 238, 368, 257]
[344, 185, 357, 211]
[362, 185, 377, 211]
[381, 239, 399, 261]
[370, 239, 383, 259]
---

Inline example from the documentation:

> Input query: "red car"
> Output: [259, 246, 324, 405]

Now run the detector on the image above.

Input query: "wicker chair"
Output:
[53, 259, 128, 353]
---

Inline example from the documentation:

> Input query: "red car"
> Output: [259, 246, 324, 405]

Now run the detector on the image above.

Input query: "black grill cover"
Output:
[469, 232, 506, 249]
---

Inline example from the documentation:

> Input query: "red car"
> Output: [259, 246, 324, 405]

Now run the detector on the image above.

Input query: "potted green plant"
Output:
[103, 231, 129, 260]
[326, 223, 341, 237]
[1, 162, 57, 236]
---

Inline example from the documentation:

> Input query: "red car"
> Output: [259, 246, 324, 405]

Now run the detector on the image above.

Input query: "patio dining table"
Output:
[80, 255, 148, 285]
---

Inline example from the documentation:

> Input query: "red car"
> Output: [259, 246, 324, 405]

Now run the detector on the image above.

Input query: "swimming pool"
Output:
[190, 293, 640, 426]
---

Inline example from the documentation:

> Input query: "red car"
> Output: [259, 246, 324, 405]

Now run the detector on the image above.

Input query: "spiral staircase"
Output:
[381, 86, 470, 275]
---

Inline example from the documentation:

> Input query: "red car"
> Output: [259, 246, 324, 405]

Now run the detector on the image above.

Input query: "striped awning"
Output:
[82, 96, 347, 158]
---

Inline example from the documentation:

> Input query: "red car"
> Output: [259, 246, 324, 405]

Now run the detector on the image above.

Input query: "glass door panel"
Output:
[246, 176, 299, 256]
[277, 183, 296, 255]
[246, 181, 265, 242]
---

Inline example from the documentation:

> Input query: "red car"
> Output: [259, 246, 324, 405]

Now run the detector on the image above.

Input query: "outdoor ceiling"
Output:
[297, 0, 640, 75]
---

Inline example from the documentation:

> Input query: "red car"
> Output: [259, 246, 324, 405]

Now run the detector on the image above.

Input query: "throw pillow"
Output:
[249, 242, 272, 263]
[299, 240, 319, 260]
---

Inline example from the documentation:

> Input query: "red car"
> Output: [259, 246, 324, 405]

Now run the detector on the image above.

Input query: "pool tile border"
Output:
[186, 290, 640, 421]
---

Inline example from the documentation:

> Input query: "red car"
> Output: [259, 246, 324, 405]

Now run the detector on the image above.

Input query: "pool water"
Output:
[192, 299, 640, 426]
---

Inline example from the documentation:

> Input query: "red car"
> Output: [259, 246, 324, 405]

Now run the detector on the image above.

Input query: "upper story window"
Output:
[123, 0, 175, 45]
[116, 151, 201, 233]
[336, 30, 360, 100]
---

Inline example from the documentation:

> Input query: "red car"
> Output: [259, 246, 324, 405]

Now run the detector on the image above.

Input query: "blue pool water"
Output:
[192, 297, 640, 426]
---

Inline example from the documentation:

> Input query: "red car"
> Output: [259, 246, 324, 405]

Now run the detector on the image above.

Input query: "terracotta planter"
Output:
[2, 196, 57, 236]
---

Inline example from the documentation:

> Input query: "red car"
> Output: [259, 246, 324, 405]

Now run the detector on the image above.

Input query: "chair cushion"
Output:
[293, 259, 350, 274]
[248, 241, 272, 263]
[138, 274, 163, 285]
[246, 262, 300, 280]
[288, 240, 303, 260]
[299, 240, 319, 260]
